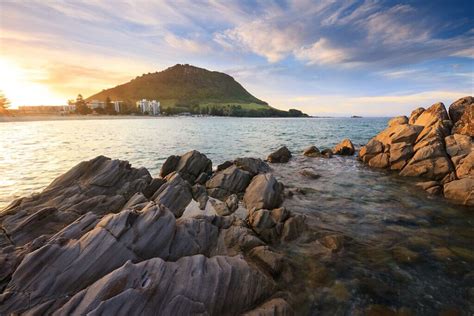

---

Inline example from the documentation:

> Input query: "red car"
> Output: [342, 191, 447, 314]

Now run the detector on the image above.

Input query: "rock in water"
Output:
[267, 146, 292, 163]
[234, 157, 271, 176]
[333, 139, 355, 155]
[303, 145, 321, 157]
[244, 173, 284, 210]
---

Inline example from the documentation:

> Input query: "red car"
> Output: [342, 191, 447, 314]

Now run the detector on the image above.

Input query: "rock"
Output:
[0, 156, 151, 246]
[281, 215, 305, 242]
[443, 178, 474, 206]
[271, 207, 290, 223]
[303, 145, 321, 157]
[449, 96, 474, 136]
[445, 134, 472, 167]
[153, 173, 193, 217]
[319, 235, 344, 252]
[249, 209, 276, 231]
[244, 298, 294, 315]
[368, 153, 390, 168]
[332, 139, 355, 155]
[244, 174, 284, 210]
[210, 198, 231, 216]
[299, 169, 321, 179]
[388, 116, 408, 127]
[192, 184, 208, 210]
[400, 155, 453, 181]
[392, 246, 420, 264]
[389, 124, 423, 144]
[206, 165, 252, 200]
[234, 157, 271, 176]
[248, 246, 284, 276]
[175, 150, 213, 183]
[225, 194, 239, 213]
[160, 155, 180, 178]
[321, 148, 333, 158]
[359, 139, 384, 163]
[416, 181, 439, 191]
[455, 151, 473, 179]
[54, 255, 275, 315]
[413, 102, 450, 128]
[217, 160, 233, 172]
[267, 146, 292, 163]
[195, 172, 209, 185]
[409, 107, 425, 124]
[389, 142, 414, 170]
[143, 178, 166, 198]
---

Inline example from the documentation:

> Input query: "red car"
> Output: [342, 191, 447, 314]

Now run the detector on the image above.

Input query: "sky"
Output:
[0, 0, 473, 116]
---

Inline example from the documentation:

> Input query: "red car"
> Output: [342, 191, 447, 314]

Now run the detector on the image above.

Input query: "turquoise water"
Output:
[0, 117, 387, 208]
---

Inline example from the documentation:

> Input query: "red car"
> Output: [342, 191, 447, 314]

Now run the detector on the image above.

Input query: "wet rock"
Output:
[249, 209, 276, 237]
[271, 207, 290, 223]
[321, 148, 333, 158]
[416, 181, 442, 195]
[281, 215, 305, 242]
[443, 178, 474, 206]
[0, 156, 151, 246]
[449, 96, 474, 136]
[409, 107, 425, 124]
[160, 155, 180, 178]
[244, 298, 294, 315]
[299, 169, 321, 179]
[248, 246, 284, 276]
[392, 246, 420, 264]
[368, 152, 390, 168]
[55, 255, 275, 315]
[244, 173, 284, 210]
[303, 145, 321, 157]
[153, 173, 193, 217]
[234, 157, 271, 176]
[267, 146, 292, 163]
[320, 235, 344, 252]
[388, 115, 408, 127]
[206, 165, 252, 200]
[359, 139, 384, 163]
[332, 139, 355, 155]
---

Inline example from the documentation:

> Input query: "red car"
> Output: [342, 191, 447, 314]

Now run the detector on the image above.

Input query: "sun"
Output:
[0, 58, 65, 108]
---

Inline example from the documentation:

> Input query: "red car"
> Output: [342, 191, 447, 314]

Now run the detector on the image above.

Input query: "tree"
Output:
[0, 92, 10, 110]
[105, 96, 115, 115]
[75, 94, 90, 115]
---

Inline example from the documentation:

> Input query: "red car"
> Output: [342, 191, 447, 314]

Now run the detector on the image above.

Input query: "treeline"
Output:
[161, 104, 308, 117]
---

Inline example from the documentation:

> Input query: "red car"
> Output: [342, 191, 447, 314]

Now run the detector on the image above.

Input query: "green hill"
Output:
[86, 64, 307, 117]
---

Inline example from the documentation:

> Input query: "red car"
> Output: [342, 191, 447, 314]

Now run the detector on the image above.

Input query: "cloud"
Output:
[294, 38, 348, 65]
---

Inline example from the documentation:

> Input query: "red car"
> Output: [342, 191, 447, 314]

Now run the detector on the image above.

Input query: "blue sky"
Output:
[0, 0, 473, 115]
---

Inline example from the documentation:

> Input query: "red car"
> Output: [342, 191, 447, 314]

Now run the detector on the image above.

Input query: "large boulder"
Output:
[388, 116, 408, 127]
[332, 139, 355, 155]
[449, 96, 474, 136]
[160, 151, 212, 183]
[206, 165, 252, 200]
[244, 174, 284, 210]
[413, 102, 450, 128]
[234, 157, 271, 176]
[443, 178, 474, 206]
[0, 156, 151, 246]
[267, 146, 292, 163]
[409, 107, 425, 124]
[445, 134, 472, 170]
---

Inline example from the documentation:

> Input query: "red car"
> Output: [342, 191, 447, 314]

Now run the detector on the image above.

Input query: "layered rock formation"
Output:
[0, 151, 305, 315]
[359, 96, 473, 206]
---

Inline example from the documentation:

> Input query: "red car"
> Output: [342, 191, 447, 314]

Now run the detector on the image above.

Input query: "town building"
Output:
[112, 101, 124, 113]
[136, 99, 160, 115]
[87, 100, 105, 109]
[18, 105, 74, 115]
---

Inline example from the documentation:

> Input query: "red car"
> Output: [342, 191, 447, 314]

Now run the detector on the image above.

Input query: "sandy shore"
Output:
[0, 115, 158, 123]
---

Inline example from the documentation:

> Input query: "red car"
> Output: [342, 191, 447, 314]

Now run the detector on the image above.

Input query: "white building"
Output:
[136, 99, 160, 115]
[112, 101, 124, 113]
[87, 100, 105, 109]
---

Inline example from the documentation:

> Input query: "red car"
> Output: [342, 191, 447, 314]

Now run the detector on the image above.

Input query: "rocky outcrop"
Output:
[0, 152, 301, 314]
[360, 97, 474, 206]
[333, 139, 355, 155]
[449, 96, 473, 136]
[267, 146, 292, 163]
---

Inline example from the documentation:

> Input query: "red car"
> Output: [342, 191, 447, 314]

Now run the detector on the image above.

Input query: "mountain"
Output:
[86, 64, 307, 117]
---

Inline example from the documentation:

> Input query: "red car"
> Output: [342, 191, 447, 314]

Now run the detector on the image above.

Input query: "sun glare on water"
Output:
[0, 58, 64, 107]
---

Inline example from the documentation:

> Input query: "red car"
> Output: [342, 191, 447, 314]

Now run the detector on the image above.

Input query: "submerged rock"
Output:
[267, 146, 292, 163]
[303, 145, 321, 157]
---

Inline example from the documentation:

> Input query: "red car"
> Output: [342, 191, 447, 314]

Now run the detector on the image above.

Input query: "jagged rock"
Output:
[248, 246, 284, 276]
[321, 148, 333, 158]
[413, 102, 450, 128]
[0, 156, 151, 246]
[400, 142, 453, 181]
[244, 174, 284, 210]
[445, 134, 472, 165]
[234, 157, 271, 176]
[210, 199, 231, 216]
[409, 107, 425, 124]
[244, 298, 294, 316]
[449, 96, 474, 136]
[122, 192, 149, 210]
[175, 150, 213, 183]
[368, 153, 389, 169]
[359, 139, 384, 163]
[195, 172, 209, 185]
[388, 116, 408, 127]
[248, 209, 278, 242]
[271, 207, 290, 223]
[152, 173, 193, 217]
[54, 255, 276, 315]
[143, 178, 166, 198]
[389, 142, 414, 170]
[456, 151, 473, 179]
[267, 146, 292, 163]
[303, 146, 321, 157]
[206, 165, 252, 200]
[281, 215, 305, 242]
[332, 139, 355, 155]
[444, 178, 474, 206]
[217, 160, 233, 171]
[192, 184, 209, 210]
[160, 155, 180, 178]
[225, 194, 239, 213]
